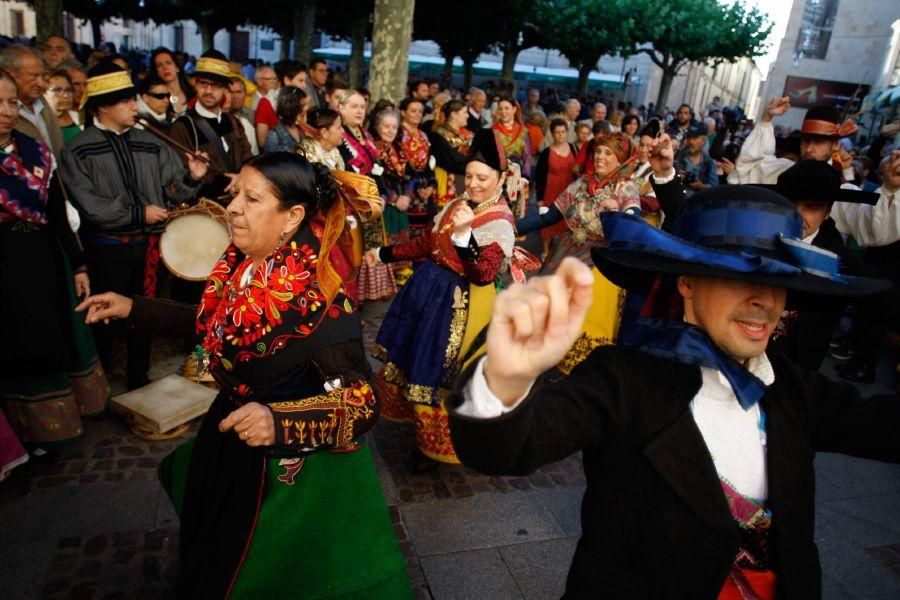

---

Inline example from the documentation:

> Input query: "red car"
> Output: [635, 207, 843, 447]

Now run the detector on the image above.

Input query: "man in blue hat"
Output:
[446, 178, 897, 598]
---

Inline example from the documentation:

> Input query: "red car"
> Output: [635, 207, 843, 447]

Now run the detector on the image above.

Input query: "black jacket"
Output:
[448, 347, 900, 599]
[766, 219, 851, 370]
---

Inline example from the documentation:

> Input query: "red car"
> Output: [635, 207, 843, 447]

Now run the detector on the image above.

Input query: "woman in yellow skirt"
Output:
[367, 129, 516, 469]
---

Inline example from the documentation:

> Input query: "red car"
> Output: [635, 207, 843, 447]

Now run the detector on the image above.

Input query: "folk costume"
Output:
[373, 129, 517, 464]
[340, 124, 396, 302]
[491, 103, 532, 179]
[761, 160, 878, 370]
[400, 122, 434, 239]
[449, 185, 896, 600]
[373, 136, 414, 285]
[428, 122, 472, 208]
[0, 130, 110, 445]
[300, 137, 345, 171]
[150, 177, 409, 597]
[60, 65, 202, 388]
[168, 51, 253, 201]
[516, 134, 650, 374]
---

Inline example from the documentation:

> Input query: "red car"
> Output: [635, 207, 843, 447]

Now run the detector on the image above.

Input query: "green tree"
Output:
[536, 0, 629, 95]
[624, 0, 771, 108]
[491, 0, 543, 83]
[414, 0, 499, 88]
[319, 0, 373, 88]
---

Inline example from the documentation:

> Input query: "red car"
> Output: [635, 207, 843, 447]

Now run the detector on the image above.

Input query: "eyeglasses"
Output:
[145, 91, 171, 100]
[48, 87, 73, 96]
[195, 79, 225, 90]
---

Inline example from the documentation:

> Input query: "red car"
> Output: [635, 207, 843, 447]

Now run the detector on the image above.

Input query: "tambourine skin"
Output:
[160, 199, 232, 281]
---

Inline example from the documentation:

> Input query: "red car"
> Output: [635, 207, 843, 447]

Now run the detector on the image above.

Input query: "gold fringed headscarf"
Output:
[317, 169, 384, 306]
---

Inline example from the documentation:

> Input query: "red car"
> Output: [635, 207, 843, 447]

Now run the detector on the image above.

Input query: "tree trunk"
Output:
[500, 45, 520, 83]
[368, 0, 416, 103]
[576, 65, 591, 96]
[295, 0, 318, 65]
[442, 53, 454, 84]
[463, 57, 475, 90]
[348, 12, 368, 89]
[656, 67, 675, 109]
[34, 0, 62, 43]
[199, 21, 216, 53]
[90, 19, 103, 48]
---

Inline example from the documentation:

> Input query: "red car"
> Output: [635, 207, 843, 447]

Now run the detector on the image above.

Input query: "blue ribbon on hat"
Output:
[619, 319, 768, 410]
[601, 212, 847, 282]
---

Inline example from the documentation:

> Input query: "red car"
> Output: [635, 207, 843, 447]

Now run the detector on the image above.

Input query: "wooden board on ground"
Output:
[111, 374, 217, 434]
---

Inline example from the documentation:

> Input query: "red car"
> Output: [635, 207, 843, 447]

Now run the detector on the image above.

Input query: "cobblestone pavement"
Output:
[3, 312, 900, 599]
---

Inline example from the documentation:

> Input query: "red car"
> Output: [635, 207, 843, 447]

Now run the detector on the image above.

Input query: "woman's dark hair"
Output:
[399, 97, 424, 112]
[150, 47, 195, 100]
[307, 107, 340, 131]
[621, 114, 641, 133]
[549, 117, 568, 133]
[440, 99, 466, 122]
[495, 93, 517, 109]
[276, 86, 307, 126]
[245, 152, 338, 219]
[368, 98, 395, 122]
[48, 69, 72, 86]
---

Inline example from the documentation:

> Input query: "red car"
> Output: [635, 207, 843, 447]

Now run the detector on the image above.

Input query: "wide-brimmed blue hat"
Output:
[591, 185, 890, 298]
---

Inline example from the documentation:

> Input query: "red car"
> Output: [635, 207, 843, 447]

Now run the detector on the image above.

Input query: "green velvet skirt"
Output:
[161, 439, 411, 599]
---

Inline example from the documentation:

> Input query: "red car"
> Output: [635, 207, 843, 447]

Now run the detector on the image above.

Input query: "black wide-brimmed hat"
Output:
[591, 185, 890, 298]
[760, 159, 878, 205]
[467, 128, 508, 173]
[193, 50, 232, 86]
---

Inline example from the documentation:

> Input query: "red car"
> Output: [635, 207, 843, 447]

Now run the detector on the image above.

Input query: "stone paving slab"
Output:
[402, 491, 568, 557]
[814, 451, 900, 502]
[498, 537, 579, 600]
[1, 540, 56, 600]
[0, 481, 161, 544]
[420, 548, 523, 600]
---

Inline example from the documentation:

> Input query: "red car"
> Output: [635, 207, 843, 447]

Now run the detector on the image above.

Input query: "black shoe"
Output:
[409, 448, 439, 474]
[828, 341, 855, 361]
[837, 362, 876, 384]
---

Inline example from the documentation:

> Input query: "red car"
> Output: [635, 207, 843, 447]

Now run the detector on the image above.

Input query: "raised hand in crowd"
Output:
[186, 150, 211, 182]
[763, 96, 790, 122]
[75, 292, 134, 325]
[646, 132, 675, 177]
[482, 257, 594, 405]
[881, 120, 900, 137]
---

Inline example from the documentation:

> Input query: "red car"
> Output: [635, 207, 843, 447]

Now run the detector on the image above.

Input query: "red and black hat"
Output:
[801, 105, 856, 139]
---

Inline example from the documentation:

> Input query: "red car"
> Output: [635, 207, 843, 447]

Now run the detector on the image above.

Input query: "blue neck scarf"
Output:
[619, 318, 767, 410]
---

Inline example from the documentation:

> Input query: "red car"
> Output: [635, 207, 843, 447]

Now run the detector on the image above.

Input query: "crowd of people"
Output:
[1, 32, 900, 599]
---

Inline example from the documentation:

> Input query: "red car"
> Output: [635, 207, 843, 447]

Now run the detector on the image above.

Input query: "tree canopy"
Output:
[623, 0, 772, 106]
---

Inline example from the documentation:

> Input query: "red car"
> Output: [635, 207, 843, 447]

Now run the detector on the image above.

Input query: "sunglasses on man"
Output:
[145, 91, 172, 101]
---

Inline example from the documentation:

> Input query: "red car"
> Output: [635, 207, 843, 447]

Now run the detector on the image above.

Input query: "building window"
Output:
[10, 9, 25, 37]
[794, 0, 839, 61]
[174, 25, 184, 53]
[260, 39, 275, 51]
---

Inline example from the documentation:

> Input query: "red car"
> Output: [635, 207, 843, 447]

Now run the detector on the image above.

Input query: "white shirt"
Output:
[195, 103, 230, 152]
[458, 351, 775, 501]
[19, 99, 52, 147]
[831, 186, 900, 247]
